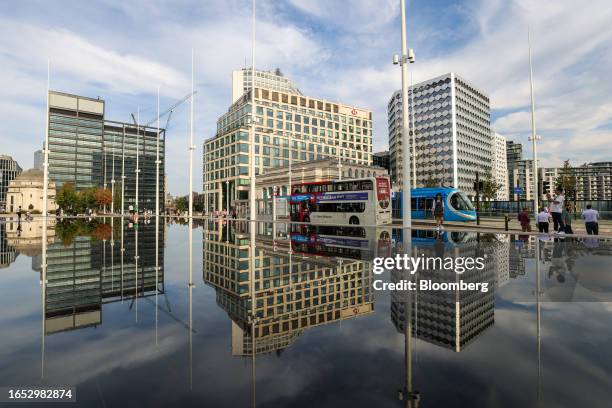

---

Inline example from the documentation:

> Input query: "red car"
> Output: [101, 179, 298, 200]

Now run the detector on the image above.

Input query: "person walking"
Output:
[432, 193, 445, 231]
[581, 204, 599, 235]
[16, 206, 22, 222]
[562, 203, 573, 234]
[537, 207, 550, 233]
[517, 207, 531, 232]
[547, 187, 565, 233]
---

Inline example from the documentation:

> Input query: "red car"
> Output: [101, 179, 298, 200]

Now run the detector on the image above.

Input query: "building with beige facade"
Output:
[204, 71, 373, 214]
[232, 68, 301, 103]
[6, 169, 57, 213]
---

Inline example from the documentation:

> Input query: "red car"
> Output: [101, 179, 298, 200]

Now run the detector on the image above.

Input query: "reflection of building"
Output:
[6, 169, 57, 213]
[203, 223, 374, 355]
[44, 221, 164, 334]
[388, 73, 492, 197]
[46, 91, 165, 211]
[0, 154, 22, 212]
[6, 219, 55, 255]
[204, 76, 372, 214]
[391, 232, 495, 352]
[0, 222, 18, 268]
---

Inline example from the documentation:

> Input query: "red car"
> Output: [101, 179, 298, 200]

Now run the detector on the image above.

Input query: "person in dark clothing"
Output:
[16, 206, 22, 221]
[517, 207, 531, 232]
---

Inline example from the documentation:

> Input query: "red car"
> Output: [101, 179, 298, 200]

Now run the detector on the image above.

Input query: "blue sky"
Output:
[1, 0, 611, 196]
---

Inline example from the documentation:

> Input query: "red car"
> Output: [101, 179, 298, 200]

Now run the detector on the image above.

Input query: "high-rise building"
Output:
[491, 132, 509, 200]
[372, 151, 390, 173]
[506, 141, 522, 162]
[232, 68, 301, 103]
[508, 159, 535, 201]
[575, 162, 612, 200]
[0, 155, 22, 212]
[204, 73, 373, 213]
[47, 91, 165, 211]
[34, 150, 44, 171]
[388, 73, 492, 198]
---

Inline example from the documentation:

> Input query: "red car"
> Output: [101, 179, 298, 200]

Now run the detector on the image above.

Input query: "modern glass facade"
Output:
[47, 91, 165, 212]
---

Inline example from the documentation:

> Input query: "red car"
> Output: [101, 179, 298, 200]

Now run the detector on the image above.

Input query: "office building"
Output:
[0, 222, 18, 268]
[47, 91, 165, 212]
[232, 68, 301, 103]
[539, 167, 559, 199]
[491, 132, 509, 200]
[204, 72, 373, 214]
[203, 224, 374, 355]
[6, 169, 57, 213]
[388, 73, 492, 198]
[575, 162, 612, 200]
[0, 155, 22, 212]
[506, 141, 522, 163]
[34, 150, 44, 171]
[372, 151, 390, 173]
[508, 159, 535, 201]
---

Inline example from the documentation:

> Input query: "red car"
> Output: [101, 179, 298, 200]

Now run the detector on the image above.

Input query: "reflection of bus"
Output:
[392, 188, 476, 221]
[290, 225, 392, 260]
[391, 228, 473, 247]
[289, 177, 392, 226]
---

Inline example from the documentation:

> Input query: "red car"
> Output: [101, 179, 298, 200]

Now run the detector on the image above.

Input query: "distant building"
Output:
[0, 155, 22, 212]
[34, 150, 44, 171]
[6, 169, 57, 213]
[491, 132, 509, 200]
[232, 68, 301, 103]
[575, 162, 612, 200]
[539, 167, 559, 199]
[508, 159, 535, 202]
[372, 151, 390, 173]
[388, 73, 492, 198]
[47, 91, 165, 212]
[506, 140, 522, 162]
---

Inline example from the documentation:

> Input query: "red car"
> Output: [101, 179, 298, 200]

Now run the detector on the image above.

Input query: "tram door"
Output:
[425, 198, 434, 219]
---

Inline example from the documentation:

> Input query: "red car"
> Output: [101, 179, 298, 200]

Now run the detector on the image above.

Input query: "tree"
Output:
[482, 172, 503, 201]
[424, 174, 437, 188]
[94, 188, 112, 208]
[56, 182, 78, 210]
[555, 160, 577, 201]
[77, 188, 96, 213]
[175, 196, 188, 213]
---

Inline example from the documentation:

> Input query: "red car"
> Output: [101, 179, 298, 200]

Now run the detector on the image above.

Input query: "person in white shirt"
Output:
[581, 205, 600, 235]
[546, 187, 565, 233]
[536, 208, 550, 233]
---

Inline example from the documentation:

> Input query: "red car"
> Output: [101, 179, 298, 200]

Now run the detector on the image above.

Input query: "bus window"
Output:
[360, 180, 373, 190]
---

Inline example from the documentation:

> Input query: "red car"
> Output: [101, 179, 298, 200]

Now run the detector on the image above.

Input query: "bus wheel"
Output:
[349, 216, 359, 225]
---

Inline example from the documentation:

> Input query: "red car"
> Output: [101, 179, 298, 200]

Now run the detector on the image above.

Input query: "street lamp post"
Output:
[249, 0, 257, 222]
[393, 0, 415, 229]
[528, 28, 540, 220]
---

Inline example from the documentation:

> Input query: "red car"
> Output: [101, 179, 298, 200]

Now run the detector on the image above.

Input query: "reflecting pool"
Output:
[1, 218, 611, 407]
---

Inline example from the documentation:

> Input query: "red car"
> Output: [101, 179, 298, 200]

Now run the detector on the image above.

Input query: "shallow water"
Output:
[1, 218, 611, 407]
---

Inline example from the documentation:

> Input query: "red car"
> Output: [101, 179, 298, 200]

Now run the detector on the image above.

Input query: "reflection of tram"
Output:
[290, 225, 392, 260]
[392, 228, 473, 247]
[392, 187, 476, 221]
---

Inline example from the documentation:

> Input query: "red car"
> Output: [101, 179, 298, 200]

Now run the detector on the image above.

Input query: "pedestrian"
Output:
[16, 206, 22, 222]
[562, 203, 573, 234]
[432, 193, 445, 231]
[517, 207, 531, 232]
[581, 204, 599, 235]
[546, 187, 565, 233]
[537, 207, 550, 233]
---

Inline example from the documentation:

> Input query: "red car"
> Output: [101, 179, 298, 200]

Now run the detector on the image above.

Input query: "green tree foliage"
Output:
[555, 160, 577, 201]
[482, 172, 503, 201]
[175, 196, 188, 212]
[56, 182, 78, 211]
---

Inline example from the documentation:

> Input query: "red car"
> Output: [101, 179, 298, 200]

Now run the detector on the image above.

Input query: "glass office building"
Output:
[47, 91, 165, 212]
[0, 155, 22, 212]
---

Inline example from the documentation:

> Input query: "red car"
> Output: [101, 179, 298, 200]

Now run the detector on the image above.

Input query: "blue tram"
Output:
[392, 187, 476, 222]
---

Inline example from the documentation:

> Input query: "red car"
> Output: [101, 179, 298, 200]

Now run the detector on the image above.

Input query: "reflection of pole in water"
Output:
[41, 59, 50, 380]
[535, 237, 542, 406]
[135, 223, 139, 322]
[155, 213, 159, 346]
[398, 272, 420, 407]
[121, 219, 125, 302]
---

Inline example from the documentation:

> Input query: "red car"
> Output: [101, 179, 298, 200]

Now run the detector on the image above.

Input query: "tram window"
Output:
[418, 199, 426, 210]
[411, 198, 417, 208]
[450, 192, 474, 210]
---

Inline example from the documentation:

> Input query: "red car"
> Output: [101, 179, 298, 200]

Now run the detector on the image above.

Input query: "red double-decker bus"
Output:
[289, 176, 391, 226]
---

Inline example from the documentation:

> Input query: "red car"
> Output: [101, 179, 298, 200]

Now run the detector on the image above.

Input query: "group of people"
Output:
[517, 187, 600, 235]
[15, 206, 33, 222]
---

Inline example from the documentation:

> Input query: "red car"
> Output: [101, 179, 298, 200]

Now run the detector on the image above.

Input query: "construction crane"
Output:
[130, 90, 198, 131]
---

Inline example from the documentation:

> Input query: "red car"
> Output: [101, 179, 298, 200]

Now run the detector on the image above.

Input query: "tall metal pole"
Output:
[410, 71, 417, 189]
[42, 59, 50, 218]
[111, 133, 115, 214]
[400, 0, 412, 228]
[249, 0, 257, 222]
[189, 49, 195, 220]
[528, 28, 539, 219]
[136, 107, 141, 214]
[156, 87, 160, 217]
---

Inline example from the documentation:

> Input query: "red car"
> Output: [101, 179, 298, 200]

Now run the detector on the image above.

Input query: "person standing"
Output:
[537, 207, 550, 233]
[432, 193, 445, 231]
[581, 204, 599, 235]
[547, 187, 565, 233]
[517, 207, 531, 232]
[562, 204, 573, 234]
[16, 206, 22, 222]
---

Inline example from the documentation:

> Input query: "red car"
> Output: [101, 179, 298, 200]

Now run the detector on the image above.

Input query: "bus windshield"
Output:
[449, 191, 474, 211]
